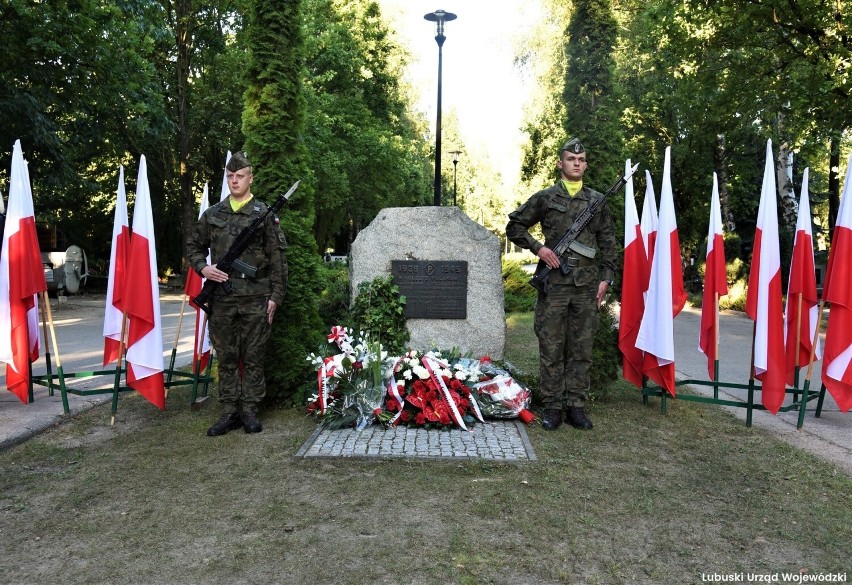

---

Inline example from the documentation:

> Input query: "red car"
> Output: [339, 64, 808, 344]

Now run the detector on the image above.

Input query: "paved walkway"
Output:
[295, 420, 536, 461]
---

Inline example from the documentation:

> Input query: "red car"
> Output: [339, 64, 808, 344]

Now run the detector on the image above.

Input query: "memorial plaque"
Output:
[391, 260, 468, 319]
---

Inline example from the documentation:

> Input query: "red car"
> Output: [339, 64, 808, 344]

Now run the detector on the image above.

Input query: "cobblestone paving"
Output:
[295, 420, 536, 461]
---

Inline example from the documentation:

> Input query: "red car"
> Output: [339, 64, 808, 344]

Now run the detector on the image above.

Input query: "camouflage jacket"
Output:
[186, 196, 288, 305]
[506, 181, 617, 287]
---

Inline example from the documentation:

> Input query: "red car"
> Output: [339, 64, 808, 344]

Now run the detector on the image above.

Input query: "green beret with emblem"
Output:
[226, 151, 252, 172]
[560, 137, 585, 154]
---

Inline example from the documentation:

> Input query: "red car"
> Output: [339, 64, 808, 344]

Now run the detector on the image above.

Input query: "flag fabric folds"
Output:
[636, 146, 686, 396]
[123, 156, 166, 409]
[0, 140, 47, 403]
[184, 183, 212, 374]
[618, 159, 649, 389]
[745, 140, 786, 414]
[640, 170, 659, 265]
[102, 166, 131, 366]
[698, 173, 728, 380]
[784, 167, 821, 386]
[820, 153, 852, 413]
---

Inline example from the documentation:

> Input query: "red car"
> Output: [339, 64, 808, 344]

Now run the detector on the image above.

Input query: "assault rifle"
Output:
[529, 164, 639, 295]
[193, 180, 299, 315]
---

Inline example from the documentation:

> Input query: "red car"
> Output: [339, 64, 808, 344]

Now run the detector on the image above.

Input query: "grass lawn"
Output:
[0, 313, 848, 584]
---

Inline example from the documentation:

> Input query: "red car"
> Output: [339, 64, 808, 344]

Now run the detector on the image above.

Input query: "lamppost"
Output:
[450, 150, 462, 207]
[424, 9, 457, 207]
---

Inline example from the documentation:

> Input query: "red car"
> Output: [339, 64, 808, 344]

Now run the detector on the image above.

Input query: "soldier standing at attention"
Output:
[506, 138, 617, 430]
[186, 152, 288, 436]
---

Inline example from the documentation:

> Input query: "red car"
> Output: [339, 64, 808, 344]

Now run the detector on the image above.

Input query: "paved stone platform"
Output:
[295, 420, 537, 461]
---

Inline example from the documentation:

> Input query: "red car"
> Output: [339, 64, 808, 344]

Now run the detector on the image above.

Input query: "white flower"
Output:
[403, 369, 413, 380]
[455, 371, 467, 381]
[440, 368, 453, 379]
[413, 365, 430, 380]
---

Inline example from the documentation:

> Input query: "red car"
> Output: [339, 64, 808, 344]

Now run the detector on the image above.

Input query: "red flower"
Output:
[434, 401, 452, 425]
[423, 402, 441, 422]
[406, 390, 427, 410]
[373, 408, 383, 416]
[415, 412, 426, 425]
[352, 361, 363, 371]
[386, 397, 401, 412]
[400, 410, 413, 423]
[518, 409, 536, 425]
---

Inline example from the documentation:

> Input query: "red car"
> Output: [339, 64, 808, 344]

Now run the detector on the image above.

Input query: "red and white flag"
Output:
[124, 155, 165, 409]
[640, 170, 659, 266]
[219, 151, 232, 202]
[820, 152, 852, 413]
[745, 139, 786, 414]
[0, 140, 47, 403]
[699, 173, 728, 380]
[784, 167, 822, 386]
[636, 146, 686, 396]
[184, 183, 212, 374]
[618, 159, 649, 389]
[102, 166, 131, 366]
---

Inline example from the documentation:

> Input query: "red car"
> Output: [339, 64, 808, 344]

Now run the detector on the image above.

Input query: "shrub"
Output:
[350, 276, 410, 355]
[502, 259, 537, 313]
[317, 260, 350, 329]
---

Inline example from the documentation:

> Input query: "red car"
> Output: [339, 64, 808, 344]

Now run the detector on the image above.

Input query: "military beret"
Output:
[226, 151, 252, 172]
[560, 137, 585, 154]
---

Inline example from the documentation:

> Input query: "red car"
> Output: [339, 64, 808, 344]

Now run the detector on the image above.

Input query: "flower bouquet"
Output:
[307, 326, 389, 430]
[383, 350, 485, 431]
[470, 359, 535, 424]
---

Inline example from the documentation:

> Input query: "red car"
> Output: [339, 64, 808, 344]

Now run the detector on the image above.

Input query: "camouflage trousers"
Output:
[533, 283, 599, 409]
[208, 295, 271, 414]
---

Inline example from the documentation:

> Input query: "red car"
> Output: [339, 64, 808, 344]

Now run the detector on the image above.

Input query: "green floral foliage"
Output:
[350, 276, 409, 356]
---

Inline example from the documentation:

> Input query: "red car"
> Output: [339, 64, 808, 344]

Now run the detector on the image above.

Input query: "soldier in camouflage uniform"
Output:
[186, 152, 288, 436]
[506, 138, 617, 430]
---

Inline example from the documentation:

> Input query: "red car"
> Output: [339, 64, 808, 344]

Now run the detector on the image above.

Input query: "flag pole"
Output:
[165, 292, 188, 395]
[38, 292, 54, 398]
[793, 292, 804, 396]
[39, 291, 69, 413]
[746, 321, 757, 427]
[190, 311, 212, 409]
[110, 312, 128, 425]
[713, 291, 720, 398]
[796, 300, 824, 429]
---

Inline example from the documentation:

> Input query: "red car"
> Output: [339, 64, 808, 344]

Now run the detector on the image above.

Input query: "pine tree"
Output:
[242, 0, 324, 398]
[562, 0, 623, 190]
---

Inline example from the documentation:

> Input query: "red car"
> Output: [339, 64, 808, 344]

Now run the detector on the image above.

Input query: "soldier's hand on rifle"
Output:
[201, 264, 229, 283]
[537, 246, 561, 269]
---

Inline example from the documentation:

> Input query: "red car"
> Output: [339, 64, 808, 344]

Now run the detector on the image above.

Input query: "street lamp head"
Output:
[451, 150, 462, 164]
[424, 9, 457, 38]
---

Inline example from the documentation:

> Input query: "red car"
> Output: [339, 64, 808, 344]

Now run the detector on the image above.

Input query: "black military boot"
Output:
[207, 412, 242, 436]
[541, 408, 562, 430]
[565, 406, 593, 430]
[242, 410, 263, 434]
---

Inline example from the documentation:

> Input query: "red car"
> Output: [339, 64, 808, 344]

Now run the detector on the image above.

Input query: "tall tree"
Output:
[242, 0, 324, 395]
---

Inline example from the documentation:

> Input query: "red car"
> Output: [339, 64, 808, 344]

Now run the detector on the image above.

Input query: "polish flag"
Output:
[784, 167, 821, 386]
[618, 159, 649, 389]
[640, 170, 659, 266]
[820, 152, 852, 412]
[636, 147, 686, 396]
[124, 156, 165, 409]
[0, 140, 47, 403]
[745, 139, 786, 414]
[699, 173, 728, 380]
[219, 151, 232, 202]
[103, 166, 131, 365]
[184, 183, 212, 374]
